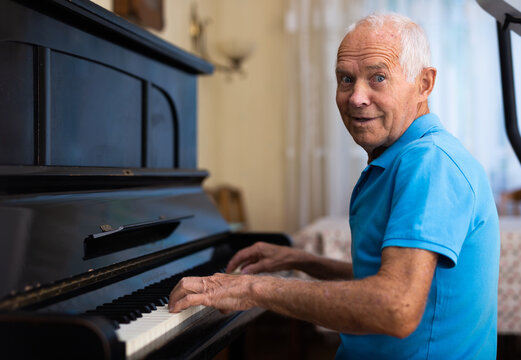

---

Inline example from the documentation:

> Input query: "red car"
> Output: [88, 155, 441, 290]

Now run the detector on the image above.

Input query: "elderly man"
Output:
[169, 13, 500, 359]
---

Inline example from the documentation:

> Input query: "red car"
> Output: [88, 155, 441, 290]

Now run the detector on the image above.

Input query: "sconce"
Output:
[189, 4, 254, 76]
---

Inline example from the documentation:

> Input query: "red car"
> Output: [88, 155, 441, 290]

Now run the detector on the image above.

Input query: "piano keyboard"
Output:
[116, 304, 212, 360]
[84, 262, 227, 359]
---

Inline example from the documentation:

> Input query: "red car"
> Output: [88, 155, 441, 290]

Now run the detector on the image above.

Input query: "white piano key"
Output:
[115, 304, 212, 360]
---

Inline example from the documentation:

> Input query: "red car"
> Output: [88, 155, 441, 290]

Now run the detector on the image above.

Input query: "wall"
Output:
[91, 0, 289, 232]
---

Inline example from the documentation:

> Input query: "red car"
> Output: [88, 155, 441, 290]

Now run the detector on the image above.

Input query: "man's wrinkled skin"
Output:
[169, 20, 438, 339]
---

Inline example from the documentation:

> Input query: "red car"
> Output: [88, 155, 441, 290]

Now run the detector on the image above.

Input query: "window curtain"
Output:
[284, 0, 521, 232]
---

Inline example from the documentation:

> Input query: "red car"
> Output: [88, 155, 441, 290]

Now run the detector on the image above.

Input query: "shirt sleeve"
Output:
[382, 142, 475, 268]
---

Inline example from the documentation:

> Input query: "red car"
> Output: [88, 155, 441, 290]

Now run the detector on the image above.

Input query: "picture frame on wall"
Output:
[114, 0, 164, 31]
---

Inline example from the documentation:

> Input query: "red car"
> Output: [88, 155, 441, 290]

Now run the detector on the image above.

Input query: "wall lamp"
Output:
[189, 3, 254, 76]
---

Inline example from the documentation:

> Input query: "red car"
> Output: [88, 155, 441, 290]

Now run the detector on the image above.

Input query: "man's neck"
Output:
[367, 146, 388, 163]
[416, 102, 430, 119]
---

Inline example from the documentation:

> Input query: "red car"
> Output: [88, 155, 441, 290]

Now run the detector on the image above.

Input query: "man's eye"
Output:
[374, 75, 385, 83]
[341, 75, 353, 84]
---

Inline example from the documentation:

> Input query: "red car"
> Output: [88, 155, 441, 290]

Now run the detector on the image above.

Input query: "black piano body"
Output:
[0, 1, 290, 359]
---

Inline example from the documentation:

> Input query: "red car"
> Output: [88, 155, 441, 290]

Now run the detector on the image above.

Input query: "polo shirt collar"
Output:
[369, 113, 442, 169]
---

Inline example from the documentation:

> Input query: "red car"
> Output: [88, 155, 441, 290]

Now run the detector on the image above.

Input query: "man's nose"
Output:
[349, 82, 371, 107]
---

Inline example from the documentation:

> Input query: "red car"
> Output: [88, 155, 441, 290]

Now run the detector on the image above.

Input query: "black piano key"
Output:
[107, 315, 131, 324]
[157, 297, 168, 306]
[121, 303, 154, 313]
[134, 288, 170, 294]
[136, 297, 166, 307]
[131, 295, 169, 305]
[116, 303, 152, 313]
[97, 304, 151, 314]
[85, 310, 132, 324]
[89, 307, 142, 318]
[91, 309, 139, 321]
[116, 295, 167, 307]
[130, 293, 169, 302]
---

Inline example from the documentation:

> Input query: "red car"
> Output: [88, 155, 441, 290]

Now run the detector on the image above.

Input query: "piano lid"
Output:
[11, 0, 214, 75]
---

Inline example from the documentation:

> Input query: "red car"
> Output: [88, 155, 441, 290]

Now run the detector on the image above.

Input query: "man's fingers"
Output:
[169, 293, 206, 313]
[232, 258, 258, 274]
[241, 259, 269, 275]
[168, 276, 209, 312]
[226, 246, 258, 273]
[168, 277, 203, 306]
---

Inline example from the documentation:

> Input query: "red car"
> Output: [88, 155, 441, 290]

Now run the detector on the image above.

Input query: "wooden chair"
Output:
[499, 188, 521, 215]
[206, 185, 248, 231]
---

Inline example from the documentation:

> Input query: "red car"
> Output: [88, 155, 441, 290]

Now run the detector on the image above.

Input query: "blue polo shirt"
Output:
[336, 114, 500, 359]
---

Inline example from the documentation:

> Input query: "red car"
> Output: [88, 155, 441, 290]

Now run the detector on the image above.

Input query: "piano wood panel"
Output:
[50, 51, 143, 167]
[0, 183, 229, 300]
[0, 0, 212, 169]
[0, 42, 35, 165]
[146, 85, 177, 168]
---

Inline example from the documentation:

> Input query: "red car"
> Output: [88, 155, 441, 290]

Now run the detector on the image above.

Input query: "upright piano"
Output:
[0, 0, 290, 359]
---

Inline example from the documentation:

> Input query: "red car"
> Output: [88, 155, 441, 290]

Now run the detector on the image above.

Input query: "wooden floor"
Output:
[216, 312, 521, 360]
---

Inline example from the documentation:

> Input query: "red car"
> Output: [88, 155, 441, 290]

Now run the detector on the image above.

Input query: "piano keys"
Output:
[116, 304, 210, 359]
[0, 0, 291, 359]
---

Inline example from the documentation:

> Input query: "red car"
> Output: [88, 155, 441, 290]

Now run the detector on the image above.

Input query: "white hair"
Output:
[346, 13, 431, 83]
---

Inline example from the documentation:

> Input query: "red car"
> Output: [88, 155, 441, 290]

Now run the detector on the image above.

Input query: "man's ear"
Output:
[418, 67, 437, 100]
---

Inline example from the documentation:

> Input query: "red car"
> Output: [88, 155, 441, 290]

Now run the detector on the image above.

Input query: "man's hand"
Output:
[168, 273, 260, 314]
[226, 242, 296, 274]
[226, 241, 353, 280]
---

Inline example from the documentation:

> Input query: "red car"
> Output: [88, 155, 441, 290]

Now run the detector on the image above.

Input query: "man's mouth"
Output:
[352, 116, 377, 123]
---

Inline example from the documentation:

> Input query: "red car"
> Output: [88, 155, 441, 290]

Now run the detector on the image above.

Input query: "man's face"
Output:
[336, 23, 422, 157]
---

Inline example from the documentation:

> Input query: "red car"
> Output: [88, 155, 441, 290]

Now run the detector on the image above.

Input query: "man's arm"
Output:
[169, 246, 438, 338]
[225, 241, 353, 280]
